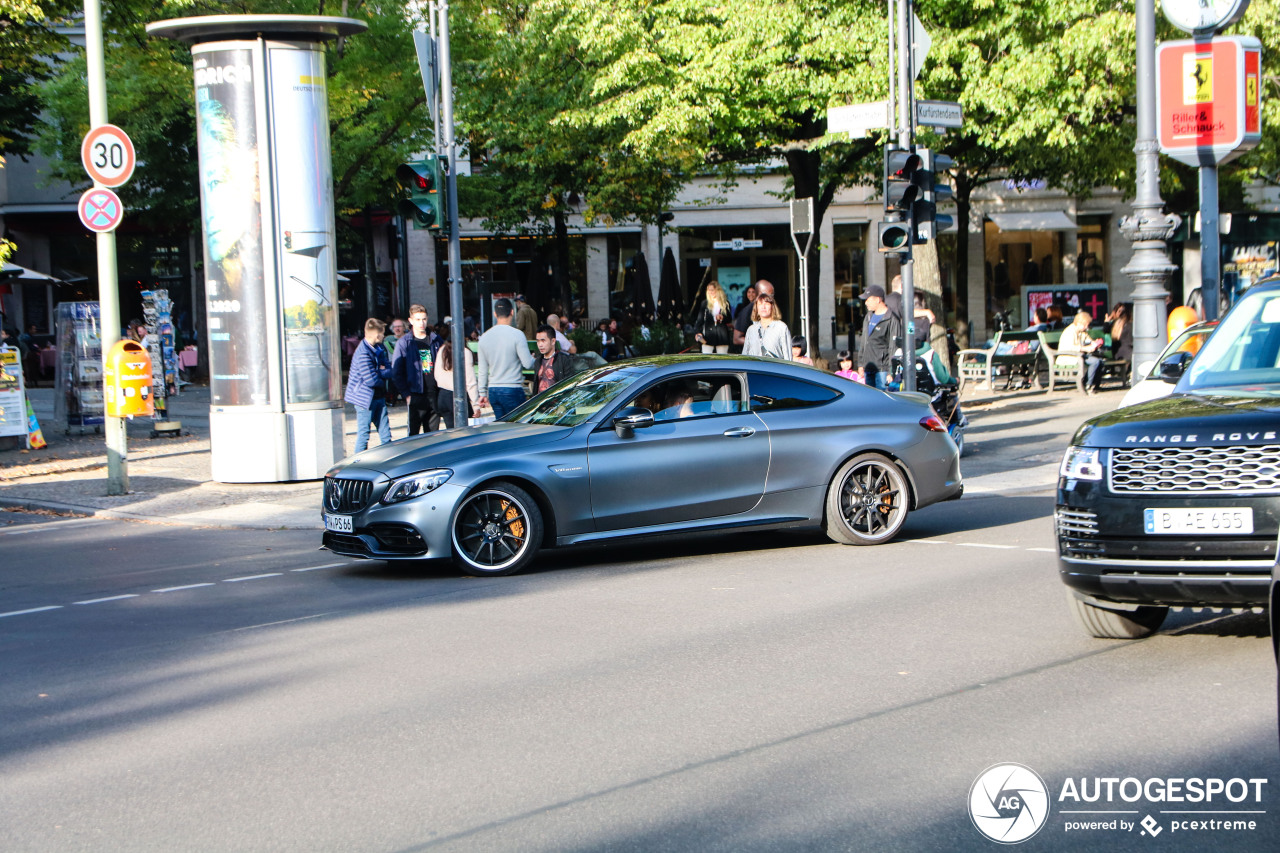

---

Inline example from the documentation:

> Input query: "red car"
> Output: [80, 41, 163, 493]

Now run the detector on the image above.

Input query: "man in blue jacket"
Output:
[392, 304, 443, 435]
[344, 318, 394, 452]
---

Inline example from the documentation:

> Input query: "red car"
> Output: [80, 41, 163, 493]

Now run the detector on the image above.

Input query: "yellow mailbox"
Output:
[104, 339, 154, 418]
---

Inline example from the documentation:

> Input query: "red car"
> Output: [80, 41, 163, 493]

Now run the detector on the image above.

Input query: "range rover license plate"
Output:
[1144, 507, 1253, 534]
[324, 513, 354, 533]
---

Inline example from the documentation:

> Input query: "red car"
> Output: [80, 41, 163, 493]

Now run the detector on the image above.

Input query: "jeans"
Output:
[866, 365, 887, 391]
[1082, 354, 1104, 390]
[436, 389, 472, 429]
[354, 397, 391, 452]
[488, 386, 526, 420]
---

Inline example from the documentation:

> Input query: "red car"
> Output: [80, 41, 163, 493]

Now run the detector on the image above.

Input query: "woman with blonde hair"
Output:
[1060, 310, 1105, 394]
[694, 280, 733, 354]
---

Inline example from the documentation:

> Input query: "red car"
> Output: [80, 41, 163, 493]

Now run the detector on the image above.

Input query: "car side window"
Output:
[627, 374, 745, 422]
[748, 372, 841, 411]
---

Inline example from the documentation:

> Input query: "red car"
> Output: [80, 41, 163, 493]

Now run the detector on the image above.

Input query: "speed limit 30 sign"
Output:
[81, 124, 136, 188]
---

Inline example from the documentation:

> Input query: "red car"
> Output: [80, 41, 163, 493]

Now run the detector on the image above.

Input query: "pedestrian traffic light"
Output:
[396, 156, 445, 231]
[912, 148, 957, 243]
[878, 215, 912, 254]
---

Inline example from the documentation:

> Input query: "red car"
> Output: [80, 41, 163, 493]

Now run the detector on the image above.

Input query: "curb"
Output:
[0, 495, 320, 531]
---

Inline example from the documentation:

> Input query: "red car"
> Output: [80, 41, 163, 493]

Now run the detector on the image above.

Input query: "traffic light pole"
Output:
[435, 0, 468, 428]
[85, 0, 127, 494]
[895, 0, 916, 392]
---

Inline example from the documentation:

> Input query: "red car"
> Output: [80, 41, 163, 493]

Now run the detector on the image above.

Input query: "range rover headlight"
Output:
[1059, 447, 1103, 481]
[381, 469, 453, 504]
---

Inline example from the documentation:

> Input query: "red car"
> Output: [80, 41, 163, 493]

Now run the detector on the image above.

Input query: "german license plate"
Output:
[1144, 507, 1253, 535]
[324, 513, 353, 533]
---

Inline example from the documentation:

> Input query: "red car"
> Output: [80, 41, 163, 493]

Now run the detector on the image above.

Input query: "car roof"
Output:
[619, 353, 843, 384]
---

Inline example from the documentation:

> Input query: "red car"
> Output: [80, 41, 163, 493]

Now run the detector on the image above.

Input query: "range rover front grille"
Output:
[325, 477, 375, 513]
[1108, 445, 1280, 494]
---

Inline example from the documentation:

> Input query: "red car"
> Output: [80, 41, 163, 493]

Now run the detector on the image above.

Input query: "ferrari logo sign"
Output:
[1183, 55, 1213, 103]
[1157, 36, 1262, 167]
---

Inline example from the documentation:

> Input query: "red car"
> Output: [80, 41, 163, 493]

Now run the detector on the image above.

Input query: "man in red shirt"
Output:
[532, 324, 570, 396]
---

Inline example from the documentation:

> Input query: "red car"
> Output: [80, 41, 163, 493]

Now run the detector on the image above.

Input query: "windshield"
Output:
[506, 364, 650, 426]
[1184, 290, 1280, 393]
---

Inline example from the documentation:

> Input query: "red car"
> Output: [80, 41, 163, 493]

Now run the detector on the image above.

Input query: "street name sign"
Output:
[80, 124, 136, 188]
[78, 187, 125, 233]
[915, 100, 964, 129]
[1157, 36, 1261, 166]
[827, 100, 890, 137]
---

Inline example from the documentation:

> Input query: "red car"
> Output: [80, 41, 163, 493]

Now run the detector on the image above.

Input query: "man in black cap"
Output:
[859, 285, 901, 391]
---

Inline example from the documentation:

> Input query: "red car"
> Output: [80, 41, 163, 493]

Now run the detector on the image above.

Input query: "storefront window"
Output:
[832, 224, 866, 345]
[984, 221, 1065, 327]
[678, 225, 794, 324]
[1076, 216, 1107, 283]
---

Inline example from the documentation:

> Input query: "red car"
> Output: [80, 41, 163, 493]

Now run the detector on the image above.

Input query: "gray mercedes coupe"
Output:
[321, 355, 963, 575]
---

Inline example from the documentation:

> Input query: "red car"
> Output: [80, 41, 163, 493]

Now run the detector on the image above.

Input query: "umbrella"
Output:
[626, 251, 656, 324]
[656, 247, 682, 323]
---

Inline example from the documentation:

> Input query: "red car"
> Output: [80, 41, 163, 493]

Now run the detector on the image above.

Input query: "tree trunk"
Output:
[553, 206, 572, 318]
[785, 148, 823, 356]
[953, 170, 974, 351]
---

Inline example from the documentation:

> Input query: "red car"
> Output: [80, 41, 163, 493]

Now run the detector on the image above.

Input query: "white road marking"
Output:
[291, 562, 349, 572]
[73, 594, 139, 605]
[0, 606, 63, 618]
[223, 573, 282, 583]
[1028, 547, 1056, 553]
[957, 543, 1019, 549]
[152, 583, 215, 593]
[914, 539, 950, 544]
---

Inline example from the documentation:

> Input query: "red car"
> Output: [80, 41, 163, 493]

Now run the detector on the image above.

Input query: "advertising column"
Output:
[152, 16, 366, 482]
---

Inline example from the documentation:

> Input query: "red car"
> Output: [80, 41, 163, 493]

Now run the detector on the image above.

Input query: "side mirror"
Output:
[1158, 351, 1192, 384]
[612, 406, 654, 438]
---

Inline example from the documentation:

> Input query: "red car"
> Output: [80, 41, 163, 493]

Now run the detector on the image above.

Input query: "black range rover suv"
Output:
[1057, 279, 1280, 638]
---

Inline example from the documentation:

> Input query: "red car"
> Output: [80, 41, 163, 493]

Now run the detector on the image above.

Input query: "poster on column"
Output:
[268, 44, 340, 405]
[192, 45, 271, 407]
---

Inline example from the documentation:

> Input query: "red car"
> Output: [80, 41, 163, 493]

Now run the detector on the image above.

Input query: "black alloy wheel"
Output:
[450, 482, 543, 576]
[825, 452, 910, 545]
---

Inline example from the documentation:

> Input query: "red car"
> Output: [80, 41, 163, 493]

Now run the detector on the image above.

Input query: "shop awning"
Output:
[1, 262, 64, 284]
[988, 211, 1078, 232]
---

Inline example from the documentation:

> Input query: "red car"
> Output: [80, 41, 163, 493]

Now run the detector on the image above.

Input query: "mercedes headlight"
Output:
[381, 469, 453, 504]
[1059, 447, 1103, 481]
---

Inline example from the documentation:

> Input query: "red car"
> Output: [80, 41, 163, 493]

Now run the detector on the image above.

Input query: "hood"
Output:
[1075, 392, 1280, 448]
[329, 421, 573, 478]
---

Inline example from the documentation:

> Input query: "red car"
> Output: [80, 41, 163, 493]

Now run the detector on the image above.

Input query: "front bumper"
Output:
[1056, 477, 1277, 606]
[321, 481, 469, 561]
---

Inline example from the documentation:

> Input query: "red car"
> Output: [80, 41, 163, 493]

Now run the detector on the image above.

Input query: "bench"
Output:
[955, 330, 1044, 393]
[1037, 329, 1130, 394]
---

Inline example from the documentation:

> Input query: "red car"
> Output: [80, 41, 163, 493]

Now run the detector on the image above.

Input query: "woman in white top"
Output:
[433, 333, 479, 428]
[1059, 310, 1105, 394]
[742, 293, 793, 360]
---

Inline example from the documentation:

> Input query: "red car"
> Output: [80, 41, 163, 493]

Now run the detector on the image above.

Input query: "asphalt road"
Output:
[0, 498, 1275, 852]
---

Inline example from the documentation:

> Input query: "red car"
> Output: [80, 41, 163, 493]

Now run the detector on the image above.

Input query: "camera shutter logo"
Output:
[969, 763, 1050, 844]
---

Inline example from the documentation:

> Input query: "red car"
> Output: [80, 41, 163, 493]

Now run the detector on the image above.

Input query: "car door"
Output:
[586, 372, 769, 531]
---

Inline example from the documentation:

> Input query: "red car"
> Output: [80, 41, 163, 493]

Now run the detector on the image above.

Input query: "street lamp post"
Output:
[1120, 0, 1181, 373]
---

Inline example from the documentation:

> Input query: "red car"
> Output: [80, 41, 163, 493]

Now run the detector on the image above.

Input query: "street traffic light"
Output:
[912, 148, 956, 243]
[879, 147, 922, 255]
[396, 156, 445, 230]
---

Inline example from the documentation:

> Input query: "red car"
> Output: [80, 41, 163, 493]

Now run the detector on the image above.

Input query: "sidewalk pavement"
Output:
[0, 381, 1127, 531]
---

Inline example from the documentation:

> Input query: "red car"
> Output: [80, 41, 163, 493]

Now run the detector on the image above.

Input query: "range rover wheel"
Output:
[825, 453, 910, 545]
[451, 482, 543, 576]
[1067, 591, 1168, 639]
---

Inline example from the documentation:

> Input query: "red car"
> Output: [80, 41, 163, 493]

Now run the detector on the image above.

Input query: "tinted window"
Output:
[626, 374, 745, 421]
[748, 373, 841, 411]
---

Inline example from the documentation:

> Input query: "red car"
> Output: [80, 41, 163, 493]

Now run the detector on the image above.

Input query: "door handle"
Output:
[722, 427, 756, 437]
